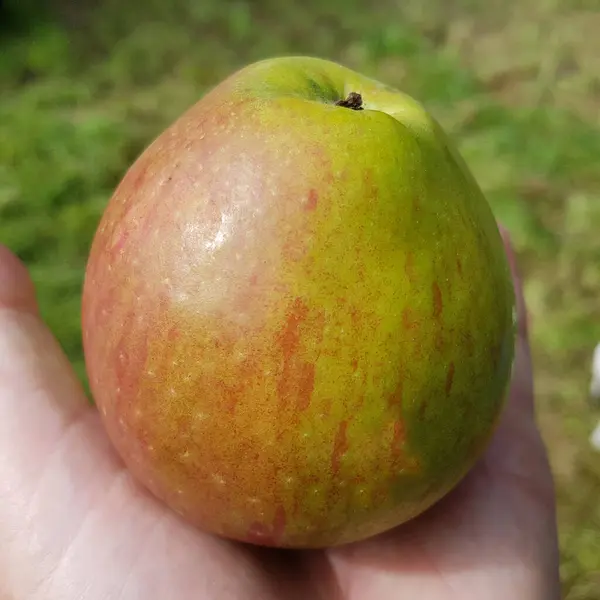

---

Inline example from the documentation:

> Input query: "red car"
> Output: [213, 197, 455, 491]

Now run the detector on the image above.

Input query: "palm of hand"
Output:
[0, 243, 560, 600]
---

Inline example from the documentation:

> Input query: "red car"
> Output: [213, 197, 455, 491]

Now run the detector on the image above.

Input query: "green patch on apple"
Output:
[82, 56, 515, 548]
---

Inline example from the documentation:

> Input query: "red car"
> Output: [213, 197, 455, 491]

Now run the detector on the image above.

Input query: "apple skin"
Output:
[82, 56, 515, 549]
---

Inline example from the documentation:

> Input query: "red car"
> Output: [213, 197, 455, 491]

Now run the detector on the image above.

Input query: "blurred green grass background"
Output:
[1, 0, 600, 595]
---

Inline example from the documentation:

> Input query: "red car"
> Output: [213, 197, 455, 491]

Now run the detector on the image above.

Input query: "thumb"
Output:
[0, 244, 94, 463]
[0, 245, 123, 596]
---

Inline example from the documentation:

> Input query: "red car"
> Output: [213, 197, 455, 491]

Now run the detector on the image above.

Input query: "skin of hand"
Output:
[0, 229, 560, 600]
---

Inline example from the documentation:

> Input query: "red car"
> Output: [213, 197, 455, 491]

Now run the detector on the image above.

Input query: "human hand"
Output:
[0, 232, 560, 599]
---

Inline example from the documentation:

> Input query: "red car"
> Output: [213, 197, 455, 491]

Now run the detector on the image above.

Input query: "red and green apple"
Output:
[82, 56, 515, 549]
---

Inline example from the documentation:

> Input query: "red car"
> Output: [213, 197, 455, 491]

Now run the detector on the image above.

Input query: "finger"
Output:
[0, 244, 94, 453]
[497, 225, 534, 417]
[497, 224, 528, 339]
[0, 245, 117, 595]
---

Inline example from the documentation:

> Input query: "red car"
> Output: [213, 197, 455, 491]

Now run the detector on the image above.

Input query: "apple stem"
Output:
[335, 92, 364, 110]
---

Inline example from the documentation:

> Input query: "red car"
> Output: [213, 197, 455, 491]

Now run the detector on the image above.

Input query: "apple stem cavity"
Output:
[335, 92, 364, 111]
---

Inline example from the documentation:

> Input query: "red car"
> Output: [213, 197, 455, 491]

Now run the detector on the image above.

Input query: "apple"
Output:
[82, 56, 515, 548]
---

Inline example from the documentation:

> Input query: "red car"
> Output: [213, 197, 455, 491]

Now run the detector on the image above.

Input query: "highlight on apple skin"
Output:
[81, 56, 515, 549]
